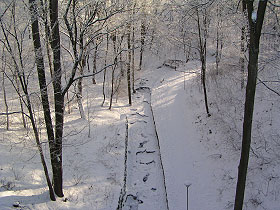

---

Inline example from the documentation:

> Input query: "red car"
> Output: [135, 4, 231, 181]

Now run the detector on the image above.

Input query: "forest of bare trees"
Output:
[0, 0, 279, 209]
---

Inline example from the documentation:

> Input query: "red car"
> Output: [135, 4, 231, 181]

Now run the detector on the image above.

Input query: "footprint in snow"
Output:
[143, 173, 150, 182]
[139, 140, 148, 148]
[123, 194, 143, 210]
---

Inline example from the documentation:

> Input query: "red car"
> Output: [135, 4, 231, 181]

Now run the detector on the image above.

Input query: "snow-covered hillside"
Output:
[1, 51, 280, 210]
[0, 1, 279, 209]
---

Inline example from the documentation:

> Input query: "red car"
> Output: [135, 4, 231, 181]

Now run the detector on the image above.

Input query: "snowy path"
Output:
[120, 88, 169, 210]
[146, 65, 228, 210]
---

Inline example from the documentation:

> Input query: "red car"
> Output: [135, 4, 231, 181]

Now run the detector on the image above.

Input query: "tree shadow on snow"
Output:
[0, 190, 50, 209]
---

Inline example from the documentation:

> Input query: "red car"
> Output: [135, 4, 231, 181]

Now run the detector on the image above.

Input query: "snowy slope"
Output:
[1, 53, 279, 210]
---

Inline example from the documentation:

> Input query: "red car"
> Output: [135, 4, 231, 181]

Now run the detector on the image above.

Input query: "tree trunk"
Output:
[49, 0, 64, 197]
[109, 36, 116, 110]
[127, 23, 132, 105]
[2, 67, 9, 130]
[109, 64, 116, 110]
[196, 8, 210, 117]
[240, 1, 247, 89]
[120, 51, 124, 77]
[39, 0, 53, 79]
[132, 3, 136, 93]
[139, 19, 146, 71]
[201, 56, 210, 117]
[139, 1, 146, 71]
[29, 0, 58, 201]
[102, 33, 109, 106]
[183, 35, 191, 63]
[77, 55, 85, 119]
[92, 42, 98, 84]
[77, 78, 85, 119]
[14, 69, 27, 129]
[27, 95, 56, 201]
[234, 1, 267, 210]
[215, 5, 222, 75]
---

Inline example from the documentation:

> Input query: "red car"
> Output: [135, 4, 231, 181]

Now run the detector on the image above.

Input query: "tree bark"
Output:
[196, 8, 210, 117]
[240, 1, 247, 89]
[14, 75, 27, 129]
[127, 23, 132, 105]
[234, 1, 267, 210]
[92, 42, 98, 84]
[77, 55, 85, 119]
[49, 0, 64, 197]
[132, 3, 136, 93]
[26, 95, 56, 201]
[139, 1, 146, 71]
[215, 5, 222, 75]
[102, 33, 109, 106]
[2, 64, 9, 130]
[109, 35, 117, 110]
[139, 19, 146, 71]
[29, 0, 58, 176]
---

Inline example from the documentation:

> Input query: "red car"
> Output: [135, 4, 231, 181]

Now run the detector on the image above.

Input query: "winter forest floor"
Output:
[1, 54, 280, 210]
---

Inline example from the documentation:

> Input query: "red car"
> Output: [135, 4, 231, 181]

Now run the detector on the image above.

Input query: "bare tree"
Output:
[234, 1, 268, 209]
[1, 50, 9, 130]
[0, 1, 55, 200]
[196, 6, 211, 117]
[29, 0, 58, 200]
[48, 0, 123, 196]
[109, 31, 124, 110]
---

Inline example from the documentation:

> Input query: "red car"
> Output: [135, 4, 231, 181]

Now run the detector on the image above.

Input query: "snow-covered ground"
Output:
[140, 60, 236, 210]
[120, 87, 168, 210]
[1, 53, 280, 210]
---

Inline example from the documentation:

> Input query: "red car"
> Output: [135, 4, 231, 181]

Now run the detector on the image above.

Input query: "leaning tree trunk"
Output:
[26, 94, 56, 201]
[14, 72, 27, 129]
[201, 55, 210, 117]
[29, 0, 58, 200]
[234, 1, 267, 210]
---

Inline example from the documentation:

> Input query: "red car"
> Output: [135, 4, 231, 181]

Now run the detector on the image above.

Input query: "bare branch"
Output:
[258, 78, 280, 96]
[0, 1, 13, 21]
[0, 111, 31, 119]
[268, 0, 280, 7]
